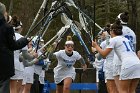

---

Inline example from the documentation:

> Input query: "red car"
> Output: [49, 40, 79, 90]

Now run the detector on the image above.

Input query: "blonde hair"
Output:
[65, 36, 74, 45]
[67, 36, 72, 41]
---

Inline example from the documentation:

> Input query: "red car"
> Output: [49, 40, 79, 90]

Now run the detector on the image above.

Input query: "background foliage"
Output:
[1, 0, 140, 48]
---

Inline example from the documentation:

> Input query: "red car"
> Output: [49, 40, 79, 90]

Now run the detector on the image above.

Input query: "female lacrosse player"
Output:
[113, 11, 137, 93]
[100, 24, 118, 93]
[53, 36, 87, 93]
[93, 24, 118, 93]
[9, 16, 38, 93]
[22, 39, 45, 93]
[9, 16, 28, 93]
[93, 30, 109, 93]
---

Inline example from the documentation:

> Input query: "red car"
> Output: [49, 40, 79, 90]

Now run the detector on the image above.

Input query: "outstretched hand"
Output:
[92, 40, 98, 47]
[91, 47, 96, 53]
[52, 41, 58, 49]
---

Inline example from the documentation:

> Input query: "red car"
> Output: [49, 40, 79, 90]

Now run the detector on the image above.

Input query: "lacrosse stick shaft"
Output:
[78, 8, 103, 30]
[66, 0, 103, 30]
[26, 0, 48, 37]
[40, 34, 57, 51]
[39, 24, 70, 51]
[41, 20, 52, 38]
[28, 5, 64, 52]
[71, 24, 95, 63]
[25, 2, 65, 37]
[71, 24, 90, 54]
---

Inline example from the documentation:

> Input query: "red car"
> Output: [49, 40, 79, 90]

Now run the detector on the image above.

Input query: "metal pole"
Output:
[26, 0, 48, 37]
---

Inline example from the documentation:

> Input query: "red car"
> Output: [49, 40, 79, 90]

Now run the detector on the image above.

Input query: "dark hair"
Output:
[111, 19, 122, 35]
[119, 11, 129, 23]
[11, 15, 22, 28]
[104, 23, 111, 34]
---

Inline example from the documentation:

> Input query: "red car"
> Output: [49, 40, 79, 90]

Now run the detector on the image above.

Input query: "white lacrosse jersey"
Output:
[107, 36, 140, 69]
[14, 33, 28, 71]
[122, 25, 136, 45]
[53, 50, 81, 84]
[113, 25, 136, 66]
[100, 38, 114, 74]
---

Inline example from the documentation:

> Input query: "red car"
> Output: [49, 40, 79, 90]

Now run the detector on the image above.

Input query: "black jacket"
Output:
[0, 17, 28, 79]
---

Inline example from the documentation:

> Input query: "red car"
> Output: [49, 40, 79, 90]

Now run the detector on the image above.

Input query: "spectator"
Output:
[0, 2, 29, 93]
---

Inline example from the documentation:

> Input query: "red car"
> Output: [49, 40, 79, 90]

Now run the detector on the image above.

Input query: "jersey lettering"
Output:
[123, 41, 134, 52]
[124, 35, 133, 44]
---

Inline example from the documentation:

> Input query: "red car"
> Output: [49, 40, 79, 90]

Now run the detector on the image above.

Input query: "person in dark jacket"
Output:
[0, 2, 29, 93]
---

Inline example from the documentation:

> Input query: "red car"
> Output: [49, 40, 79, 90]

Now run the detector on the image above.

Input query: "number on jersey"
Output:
[123, 41, 134, 52]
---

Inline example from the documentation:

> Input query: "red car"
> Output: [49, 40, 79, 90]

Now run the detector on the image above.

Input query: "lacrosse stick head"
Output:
[74, 20, 82, 31]
[65, 0, 77, 8]
[61, 13, 72, 25]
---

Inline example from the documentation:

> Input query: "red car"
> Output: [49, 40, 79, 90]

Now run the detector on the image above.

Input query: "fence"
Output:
[43, 68, 97, 93]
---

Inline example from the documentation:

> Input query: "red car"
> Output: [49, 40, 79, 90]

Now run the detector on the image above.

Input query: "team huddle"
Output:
[92, 12, 140, 93]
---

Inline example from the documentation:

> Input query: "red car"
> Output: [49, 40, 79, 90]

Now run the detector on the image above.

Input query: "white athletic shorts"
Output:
[22, 66, 34, 84]
[113, 65, 121, 77]
[120, 64, 140, 80]
[10, 69, 24, 80]
[105, 70, 114, 80]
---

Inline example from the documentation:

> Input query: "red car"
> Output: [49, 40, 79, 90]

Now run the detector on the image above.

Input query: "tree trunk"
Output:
[105, 0, 110, 23]
[8, 0, 13, 15]
[127, 0, 137, 32]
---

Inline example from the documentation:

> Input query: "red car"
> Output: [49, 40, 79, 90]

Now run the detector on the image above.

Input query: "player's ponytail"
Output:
[11, 15, 23, 31]
[65, 36, 74, 45]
